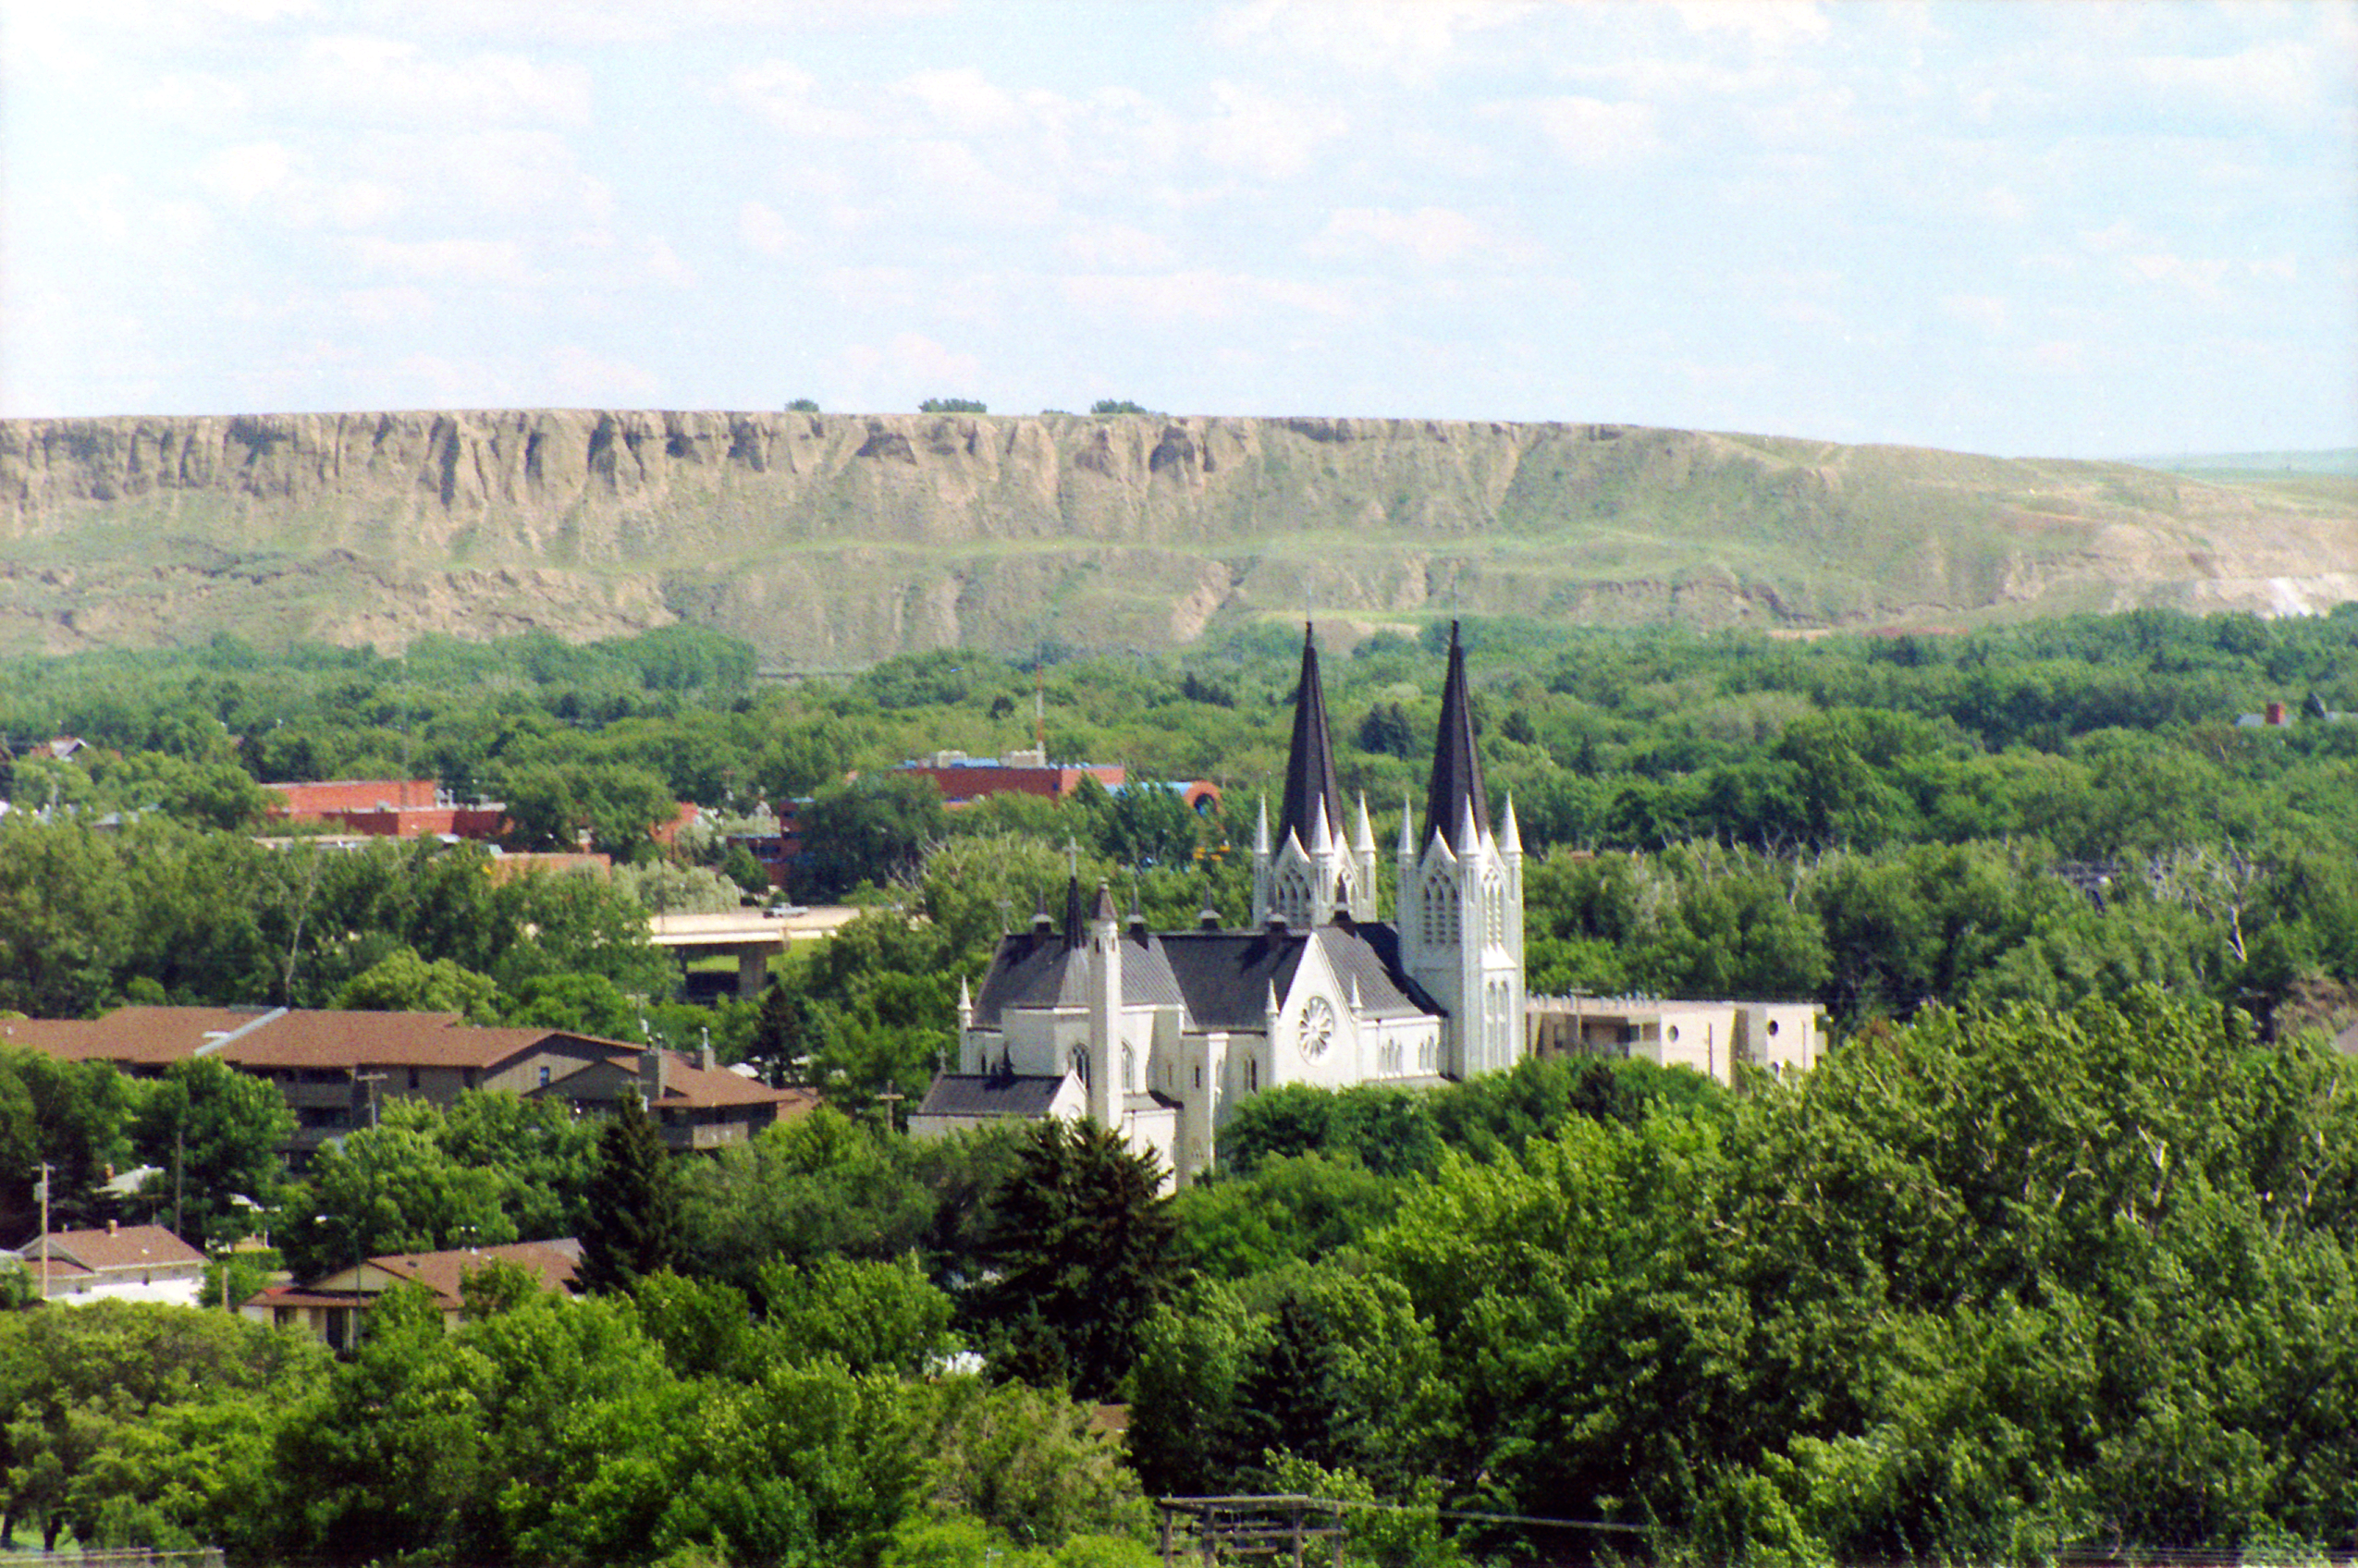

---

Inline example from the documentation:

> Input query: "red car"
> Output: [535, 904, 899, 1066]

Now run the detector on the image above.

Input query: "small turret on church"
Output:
[1254, 625, 1380, 928]
[1397, 622, 1524, 1078]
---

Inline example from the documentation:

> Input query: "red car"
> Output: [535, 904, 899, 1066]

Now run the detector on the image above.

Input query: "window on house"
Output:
[408, 1068, 421, 1090]
[537, 1065, 551, 1087]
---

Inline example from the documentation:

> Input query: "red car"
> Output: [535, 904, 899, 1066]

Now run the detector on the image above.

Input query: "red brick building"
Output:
[263, 779, 506, 839]
[892, 748, 1127, 803]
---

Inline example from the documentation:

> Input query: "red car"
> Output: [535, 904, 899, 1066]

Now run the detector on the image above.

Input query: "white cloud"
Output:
[387, 351, 516, 407]
[2126, 252, 2232, 301]
[838, 332, 985, 401]
[346, 236, 538, 286]
[1309, 206, 1516, 268]
[726, 59, 869, 138]
[739, 200, 802, 260]
[1515, 95, 1661, 165]
[1210, 0, 1531, 83]
[2133, 36, 2328, 129]
[1973, 184, 2028, 225]
[2027, 340, 2086, 374]
[1940, 294, 2012, 336]
[2077, 221, 2143, 255]
[899, 136, 1059, 229]
[546, 344, 661, 404]
[339, 285, 436, 325]
[197, 141, 294, 206]
[141, 70, 250, 128]
[1058, 221, 1178, 271]
[284, 35, 592, 128]
[1199, 81, 1347, 181]
[1056, 270, 1364, 325]
[340, 129, 611, 228]
[644, 238, 695, 288]
[1666, 1, 1830, 50]
[384, 0, 955, 46]
[894, 67, 1024, 134]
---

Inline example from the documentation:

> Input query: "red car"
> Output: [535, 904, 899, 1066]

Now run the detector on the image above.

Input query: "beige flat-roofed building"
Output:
[1529, 995, 1825, 1084]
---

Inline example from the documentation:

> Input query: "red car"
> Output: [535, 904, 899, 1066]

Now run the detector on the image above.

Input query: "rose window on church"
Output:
[1297, 996, 1335, 1061]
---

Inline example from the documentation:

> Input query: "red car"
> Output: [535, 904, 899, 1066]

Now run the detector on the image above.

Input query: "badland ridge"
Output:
[3, 409, 2351, 668]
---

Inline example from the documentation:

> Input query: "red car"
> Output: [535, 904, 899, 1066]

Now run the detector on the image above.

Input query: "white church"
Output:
[908, 623, 1524, 1186]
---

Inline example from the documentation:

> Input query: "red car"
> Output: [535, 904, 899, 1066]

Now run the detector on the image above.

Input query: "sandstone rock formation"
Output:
[2, 410, 2350, 667]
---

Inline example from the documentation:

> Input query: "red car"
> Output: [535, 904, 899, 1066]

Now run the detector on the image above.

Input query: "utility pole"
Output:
[354, 1071, 388, 1127]
[36, 1162, 51, 1303]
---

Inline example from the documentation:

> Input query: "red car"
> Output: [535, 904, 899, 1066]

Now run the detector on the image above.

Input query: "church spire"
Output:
[1419, 620, 1491, 852]
[1278, 622, 1345, 856]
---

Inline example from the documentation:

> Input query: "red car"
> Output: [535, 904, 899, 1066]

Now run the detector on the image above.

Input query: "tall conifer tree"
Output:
[576, 1091, 682, 1294]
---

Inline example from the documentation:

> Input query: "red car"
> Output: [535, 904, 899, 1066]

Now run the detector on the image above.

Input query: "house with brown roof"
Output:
[529, 1046, 824, 1152]
[11, 1221, 207, 1306]
[5, 1008, 818, 1167]
[240, 1239, 580, 1350]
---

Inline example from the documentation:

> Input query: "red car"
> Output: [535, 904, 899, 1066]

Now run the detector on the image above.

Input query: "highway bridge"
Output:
[647, 907, 862, 996]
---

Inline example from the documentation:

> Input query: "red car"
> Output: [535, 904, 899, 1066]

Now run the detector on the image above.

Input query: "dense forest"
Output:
[3, 607, 2357, 1563]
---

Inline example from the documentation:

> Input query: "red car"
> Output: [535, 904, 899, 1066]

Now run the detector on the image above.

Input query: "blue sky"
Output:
[4, 0, 2352, 459]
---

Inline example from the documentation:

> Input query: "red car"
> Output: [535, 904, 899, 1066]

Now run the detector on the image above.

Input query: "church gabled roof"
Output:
[969, 918, 1439, 1035]
[970, 921, 1187, 1026]
[1418, 620, 1491, 853]
[1278, 624, 1345, 852]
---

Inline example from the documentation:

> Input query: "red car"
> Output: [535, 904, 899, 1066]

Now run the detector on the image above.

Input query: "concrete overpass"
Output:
[647, 907, 863, 996]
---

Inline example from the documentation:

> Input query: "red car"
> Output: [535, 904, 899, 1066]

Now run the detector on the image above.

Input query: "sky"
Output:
[3, 0, 2352, 459]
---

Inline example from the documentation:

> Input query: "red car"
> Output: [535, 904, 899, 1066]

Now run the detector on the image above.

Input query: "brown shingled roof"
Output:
[6, 1005, 644, 1076]
[654, 1052, 821, 1111]
[369, 1240, 581, 1304]
[8, 1007, 276, 1064]
[217, 1010, 514, 1071]
[24, 1224, 205, 1273]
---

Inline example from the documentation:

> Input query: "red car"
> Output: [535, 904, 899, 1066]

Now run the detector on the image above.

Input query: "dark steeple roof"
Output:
[1279, 623, 1345, 851]
[1419, 620, 1491, 852]
[1063, 875, 1086, 949]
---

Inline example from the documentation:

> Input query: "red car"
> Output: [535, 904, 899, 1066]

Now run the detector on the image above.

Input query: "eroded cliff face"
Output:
[1, 410, 2350, 666]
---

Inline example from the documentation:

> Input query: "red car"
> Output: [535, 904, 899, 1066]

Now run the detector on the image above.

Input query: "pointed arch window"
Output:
[1420, 870, 1458, 947]
[1274, 865, 1311, 922]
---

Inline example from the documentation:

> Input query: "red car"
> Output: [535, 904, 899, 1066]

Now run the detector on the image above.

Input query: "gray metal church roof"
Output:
[915, 1073, 1071, 1118]
[971, 917, 1440, 1034]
